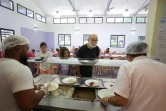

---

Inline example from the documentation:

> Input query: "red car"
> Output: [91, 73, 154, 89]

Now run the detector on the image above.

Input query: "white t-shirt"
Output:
[114, 56, 166, 111]
[0, 58, 34, 111]
[35, 51, 53, 71]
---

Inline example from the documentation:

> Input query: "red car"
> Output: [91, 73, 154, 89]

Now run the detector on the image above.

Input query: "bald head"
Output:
[88, 34, 98, 40]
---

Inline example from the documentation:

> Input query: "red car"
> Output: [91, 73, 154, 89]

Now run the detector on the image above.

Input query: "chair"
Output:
[111, 58, 121, 77]
[121, 52, 125, 55]
[102, 57, 114, 77]
[117, 56, 122, 60]
[112, 51, 117, 55]
[122, 56, 127, 60]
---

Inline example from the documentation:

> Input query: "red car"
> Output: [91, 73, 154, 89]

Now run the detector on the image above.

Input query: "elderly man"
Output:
[76, 34, 100, 77]
[101, 42, 166, 111]
[0, 35, 48, 111]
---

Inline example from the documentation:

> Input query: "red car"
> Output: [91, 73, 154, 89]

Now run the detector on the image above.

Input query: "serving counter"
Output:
[33, 74, 121, 111]
[28, 57, 128, 67]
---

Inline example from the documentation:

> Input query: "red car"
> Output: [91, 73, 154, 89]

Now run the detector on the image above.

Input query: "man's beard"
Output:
[19, 54, 28, 66]
[88, 43, 96, 48]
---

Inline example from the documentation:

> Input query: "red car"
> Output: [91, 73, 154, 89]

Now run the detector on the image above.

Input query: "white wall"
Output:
[47, 17, 147, 52]
[0, 0, 47, 48]
[0, 0, 147, 52]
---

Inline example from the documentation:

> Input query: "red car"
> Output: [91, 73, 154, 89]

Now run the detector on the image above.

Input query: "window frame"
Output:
[53, 17, 76, 24]
[58, 34, 71, 46]
[0, 28, 15, 42]
[79, 17, 103, 24]
[106, 17, 132, 23]
[17, 4, 34, 19]
[138, 36, 145, 41]
[0, 0, 14, 11]
[83, 34, 89, 45]
[36, 13, 46, 23]
[110, 35, 125, 48]
[136, 17, 147, 23]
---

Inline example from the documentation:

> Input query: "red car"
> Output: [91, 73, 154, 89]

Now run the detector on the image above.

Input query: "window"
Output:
[106, 17, 115, 23]
[115, 18, 123, 23]
[124, 17, 132, 23]
[110, 35, 125, 48]
[87, 18, 95, 23]
[0, 0, 14, 11]
[107, 17, 132, 23]
[83, 34, 89, 45]
[17, 4, 34, 19]
[58, 34, 71, 46]
[0, 28, 14, 42]
[61, 18, 67, 23]
[79, 17, 103, 24]
[79, 18, 86, 23]
[95, 18, 103, 23]
[27, 9, 33, 18]
[53, 18, 76, 24]
[36, 13, 46, 23]
[136, 17, 147, 23]
[138, 36, 145, 42]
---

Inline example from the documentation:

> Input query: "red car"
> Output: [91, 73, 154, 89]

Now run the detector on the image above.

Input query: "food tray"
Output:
[71, 87, 97, 101]
[80, 78, 105, 89]
[49, 85, 74, 99]
[51, 76, 81, 86]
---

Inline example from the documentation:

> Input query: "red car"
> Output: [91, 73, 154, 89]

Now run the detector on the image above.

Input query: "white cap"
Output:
[125, 41, 150, 54]
[1, 35, 30, 50]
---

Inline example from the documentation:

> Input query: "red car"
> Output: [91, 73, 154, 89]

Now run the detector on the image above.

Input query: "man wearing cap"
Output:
[76, 34, 100, 77]
[101, 41, 166, 111]
[0, 35, 48, 111]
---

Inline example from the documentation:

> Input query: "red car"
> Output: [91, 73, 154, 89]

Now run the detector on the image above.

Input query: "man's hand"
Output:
[101, 97, 109, 106]
[101, 95, 128, 107]
[38, 84, 45, 90]
[40, 86, 48, 95]
[34, 84, 44, 90]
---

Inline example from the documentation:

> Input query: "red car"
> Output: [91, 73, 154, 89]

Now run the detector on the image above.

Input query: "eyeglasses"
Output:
[90, 39, 98, 42]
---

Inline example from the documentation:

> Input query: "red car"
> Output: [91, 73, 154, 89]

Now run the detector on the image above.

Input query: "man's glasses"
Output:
[90, 39, 98, 42]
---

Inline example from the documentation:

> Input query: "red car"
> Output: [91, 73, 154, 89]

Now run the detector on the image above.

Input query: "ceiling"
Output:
[34, 0, 149, 17]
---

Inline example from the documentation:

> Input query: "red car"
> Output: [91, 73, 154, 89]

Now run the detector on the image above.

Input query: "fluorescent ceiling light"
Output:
[54, 11, 61, 18]
[87, 10, 93, 17]
[123, 9, 130, 17]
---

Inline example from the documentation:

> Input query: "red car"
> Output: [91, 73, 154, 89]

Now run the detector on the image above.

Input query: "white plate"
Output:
[62, 77, 77, 84]
[104, 82, 115, 90]
[85, 79, 99, 87]
[44, 82, 59, 91]
[98, 89, 115, 99]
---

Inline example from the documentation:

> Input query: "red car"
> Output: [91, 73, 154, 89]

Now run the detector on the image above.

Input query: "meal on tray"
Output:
[85, 79, 99, 87]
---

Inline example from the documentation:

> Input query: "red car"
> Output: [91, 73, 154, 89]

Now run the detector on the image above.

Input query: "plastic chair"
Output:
[112, 51, 117, 55]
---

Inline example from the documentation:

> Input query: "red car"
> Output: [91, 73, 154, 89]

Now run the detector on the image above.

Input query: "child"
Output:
[57, 47, 74, 76]
[36, 42, 54, 74]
